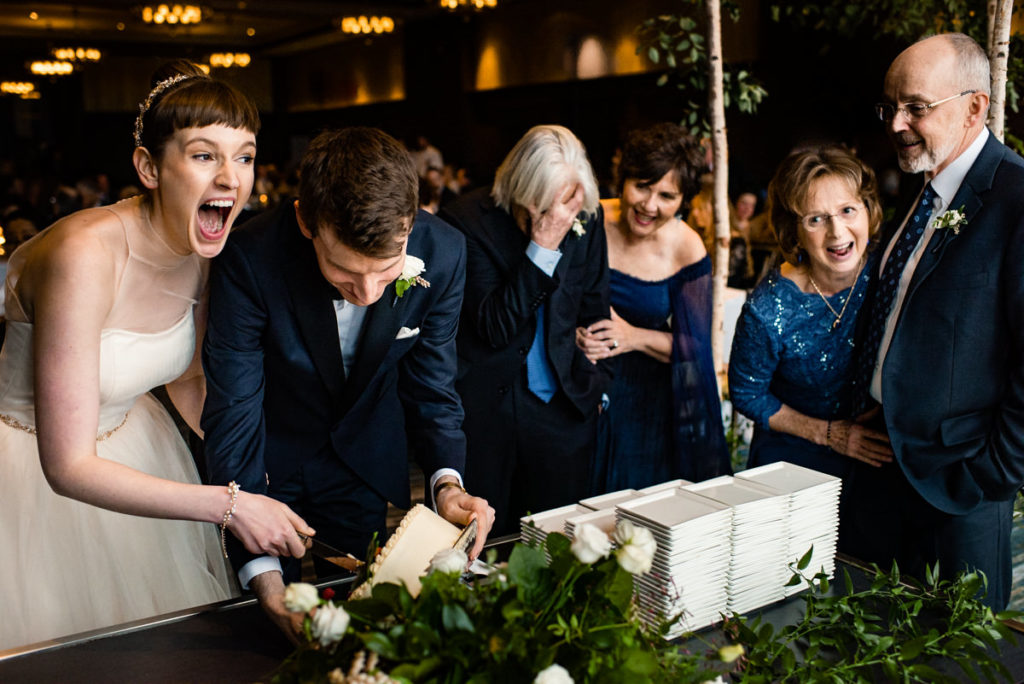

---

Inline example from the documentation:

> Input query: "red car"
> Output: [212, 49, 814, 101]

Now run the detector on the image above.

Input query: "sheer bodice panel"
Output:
[0, 199, 200, 434]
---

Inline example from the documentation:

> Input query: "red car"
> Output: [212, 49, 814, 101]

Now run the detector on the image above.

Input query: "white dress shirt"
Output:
[869, 127, 989, 403]
[238, 292, 463, 588]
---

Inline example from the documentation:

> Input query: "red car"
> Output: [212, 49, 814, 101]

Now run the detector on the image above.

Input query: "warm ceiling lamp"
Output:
[340, 16, 395, 34]
[30, 61, 74, 76]
[142, 4, 202, 25]
[209, 53, 251, 68]
[440, 0, 497, 8]
[52, 47, 102, 62]
[1, 81, 36, 96]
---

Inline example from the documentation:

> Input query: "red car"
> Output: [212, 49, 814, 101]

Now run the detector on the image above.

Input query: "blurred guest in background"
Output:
[577, 123, 729, 491]
[440, 125, 611, 535]
[729, 146, 892, 483]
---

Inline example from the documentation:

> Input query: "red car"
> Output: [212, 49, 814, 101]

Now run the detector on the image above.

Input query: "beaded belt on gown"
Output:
[0, 410, 130, 441]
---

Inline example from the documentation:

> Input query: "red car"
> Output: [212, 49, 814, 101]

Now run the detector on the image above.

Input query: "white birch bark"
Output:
[706, 0, 730, 383]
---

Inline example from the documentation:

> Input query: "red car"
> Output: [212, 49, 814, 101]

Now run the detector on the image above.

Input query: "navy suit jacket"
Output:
[877, 132, 1024, 515]
[439, 188, 611, 419]
[201, 204, 467, 538]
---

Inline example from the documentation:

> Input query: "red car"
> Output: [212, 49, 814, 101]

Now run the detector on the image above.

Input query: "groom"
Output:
[202, 127, 493, 635]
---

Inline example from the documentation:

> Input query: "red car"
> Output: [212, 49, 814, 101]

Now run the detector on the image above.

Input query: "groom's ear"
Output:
[294, 200, 314, 240]
[133, 147, 159, 190]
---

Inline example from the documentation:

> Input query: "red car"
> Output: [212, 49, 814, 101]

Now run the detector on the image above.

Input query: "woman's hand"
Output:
[826, 419, 893, 467]
[527, 183, 584, 250]
[228, 491, 314, 558]
[576, 308, 670, 364]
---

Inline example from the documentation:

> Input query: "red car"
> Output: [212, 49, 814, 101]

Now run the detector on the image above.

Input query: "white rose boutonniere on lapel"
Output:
[932, 205, 968, 235]
[570, 217, 586, 238]
[395, 254, 430, 298]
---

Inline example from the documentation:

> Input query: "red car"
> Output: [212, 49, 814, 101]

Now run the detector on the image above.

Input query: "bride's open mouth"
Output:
[197, 199, 234, 240]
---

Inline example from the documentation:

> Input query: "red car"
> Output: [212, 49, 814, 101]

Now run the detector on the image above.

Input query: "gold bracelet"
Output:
[433, 480, 465, 502]
[219, 481, 240, 559]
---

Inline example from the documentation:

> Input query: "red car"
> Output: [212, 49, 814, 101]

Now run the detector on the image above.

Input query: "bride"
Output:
[0, 61, 313, 650]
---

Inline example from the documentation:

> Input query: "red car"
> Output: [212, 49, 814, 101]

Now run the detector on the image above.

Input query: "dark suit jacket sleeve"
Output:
[200, 237, 270, 497]
[399, 231, 468, 477]
[577, 206, 613, 385]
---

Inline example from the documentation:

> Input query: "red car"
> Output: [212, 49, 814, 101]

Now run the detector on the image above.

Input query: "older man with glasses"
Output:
[845, 32, 1024, 609]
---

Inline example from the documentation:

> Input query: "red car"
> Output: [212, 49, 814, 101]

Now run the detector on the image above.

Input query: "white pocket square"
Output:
[396, 326, 420, 340]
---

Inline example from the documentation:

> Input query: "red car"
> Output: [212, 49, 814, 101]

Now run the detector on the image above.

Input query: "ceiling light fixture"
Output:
[1, 81, 36, 96]
[52, 47, 102, 63]
[30, 61, 74, 76]
[340, 16, 395, 34]
[440, 0, 497, 9]
[142, 4, 202, 25]
[209, 53, 251, 68]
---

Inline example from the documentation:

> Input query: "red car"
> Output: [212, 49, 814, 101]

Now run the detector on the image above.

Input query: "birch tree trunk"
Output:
[706, 0, 730, 383]
[988, 0, 1013, 141]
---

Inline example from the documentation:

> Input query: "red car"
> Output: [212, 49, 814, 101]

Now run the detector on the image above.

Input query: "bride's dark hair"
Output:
[134, 59, 260, 160]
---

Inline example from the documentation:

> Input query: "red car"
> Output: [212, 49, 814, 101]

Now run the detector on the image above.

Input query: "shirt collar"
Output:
[929, 127, 988, 206]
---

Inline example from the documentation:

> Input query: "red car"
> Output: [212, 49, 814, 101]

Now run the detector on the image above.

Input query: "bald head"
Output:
[883, 33, 990, 176]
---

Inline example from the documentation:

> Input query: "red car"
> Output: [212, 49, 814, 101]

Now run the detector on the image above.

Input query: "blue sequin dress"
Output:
[594, 256, 730, 492]
[728, 258, 873, 479]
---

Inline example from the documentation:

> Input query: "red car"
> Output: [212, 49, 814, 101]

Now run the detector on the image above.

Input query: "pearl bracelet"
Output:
[219, 481, 240, 559]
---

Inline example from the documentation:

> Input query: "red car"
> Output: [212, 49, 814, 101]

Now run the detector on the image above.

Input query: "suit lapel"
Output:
[282, 217, 347, 407]
[473, 198, 528, 278]
[337, 281, 406, 415]
[906, 134, 1001, 297]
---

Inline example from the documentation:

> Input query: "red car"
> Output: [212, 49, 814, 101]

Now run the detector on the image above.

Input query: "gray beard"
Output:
[897, 135, 958, 174]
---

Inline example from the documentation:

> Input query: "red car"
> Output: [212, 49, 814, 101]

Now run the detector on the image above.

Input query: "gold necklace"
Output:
[807, 260, 865, 331]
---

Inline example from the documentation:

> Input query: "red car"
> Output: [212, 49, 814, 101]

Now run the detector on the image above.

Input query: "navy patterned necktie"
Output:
[854, 183, 936, 411]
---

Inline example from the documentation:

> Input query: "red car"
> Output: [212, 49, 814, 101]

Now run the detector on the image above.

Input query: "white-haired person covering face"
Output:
[492, 124, 601, 219]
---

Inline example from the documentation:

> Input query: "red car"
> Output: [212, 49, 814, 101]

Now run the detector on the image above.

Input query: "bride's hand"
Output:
[228, 492, 314, 558]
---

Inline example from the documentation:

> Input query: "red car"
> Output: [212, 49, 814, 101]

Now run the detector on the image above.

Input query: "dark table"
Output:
[2, 547, 1022, 683]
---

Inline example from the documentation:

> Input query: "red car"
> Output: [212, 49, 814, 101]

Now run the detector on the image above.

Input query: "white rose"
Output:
[428, 547, 468, 575]
[613, 520, 656, 575]
[701, 677, 726, 684]
[283, 582, 320, 613]
[570, 523, 611, 564]
[311, 602, 350, 646]
[534, 663, 574, 684]
[400, 254, 425, 281]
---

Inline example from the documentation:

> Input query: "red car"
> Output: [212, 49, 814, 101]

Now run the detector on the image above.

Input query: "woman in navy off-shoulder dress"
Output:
[729, 146, 893, 481]
[577, 124, 729, 492]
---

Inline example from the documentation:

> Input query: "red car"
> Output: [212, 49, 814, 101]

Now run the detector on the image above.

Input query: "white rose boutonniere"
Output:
[534, 663, 574, 684]
[570, 217, 585, 237]
[932, 205, 968, 235]
[395, 254, 430, 298]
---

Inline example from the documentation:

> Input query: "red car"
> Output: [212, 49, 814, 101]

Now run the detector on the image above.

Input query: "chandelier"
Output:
[142, 4, 202, 25]
[340, 16, 395, 34]
[440, 0, 497, 8]
[209, 53, 251, 68]
[52, 47, 102, 63]
[30, 61, 74, 76]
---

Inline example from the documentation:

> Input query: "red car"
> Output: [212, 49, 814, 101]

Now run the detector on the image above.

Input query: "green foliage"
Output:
[272, 536, 732, 683]
[729, 559, 1023, 683]
[636, 1, 768, 136]
[769, 0, 1024, 116]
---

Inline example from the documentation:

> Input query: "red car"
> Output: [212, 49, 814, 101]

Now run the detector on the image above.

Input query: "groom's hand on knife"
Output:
[435, 479, 495, 561]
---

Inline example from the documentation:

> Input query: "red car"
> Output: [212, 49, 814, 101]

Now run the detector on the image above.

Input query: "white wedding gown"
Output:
[0, 202, 237, 651]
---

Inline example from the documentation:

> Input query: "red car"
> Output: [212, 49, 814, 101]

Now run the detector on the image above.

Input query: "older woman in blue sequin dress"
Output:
[729, 146, 893, 480]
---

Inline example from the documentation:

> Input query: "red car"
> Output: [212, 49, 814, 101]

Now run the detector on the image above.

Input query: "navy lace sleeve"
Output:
[670, 256, 731, 480]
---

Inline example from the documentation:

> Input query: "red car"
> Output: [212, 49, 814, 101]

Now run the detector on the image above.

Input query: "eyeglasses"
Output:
[874, 90, 978, 123]
[800, 203, 863, 232]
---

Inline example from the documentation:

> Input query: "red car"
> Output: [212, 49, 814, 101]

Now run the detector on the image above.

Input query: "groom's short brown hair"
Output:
[298, 127, 417, 258]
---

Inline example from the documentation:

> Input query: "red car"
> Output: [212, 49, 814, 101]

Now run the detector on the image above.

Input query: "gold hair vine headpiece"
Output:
[133, 73, 195, 148]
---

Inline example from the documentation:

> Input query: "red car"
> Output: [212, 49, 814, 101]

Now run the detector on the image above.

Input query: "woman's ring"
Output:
[610, 340, 619, 349]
